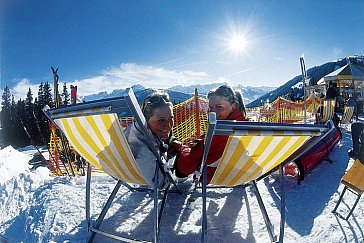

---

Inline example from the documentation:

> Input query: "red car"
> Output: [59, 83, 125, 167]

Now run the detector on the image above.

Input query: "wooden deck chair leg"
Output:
[332, 186, 347, 216]
[251, 180, 277, 242]
[332, 159, 364, 220]
[332, 186, 362, 220]
[345, 194, 361, 220]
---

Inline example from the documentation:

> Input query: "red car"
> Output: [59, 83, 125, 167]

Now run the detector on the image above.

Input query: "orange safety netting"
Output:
[258, 94, 321, 123]
[172, 95, 209, 143]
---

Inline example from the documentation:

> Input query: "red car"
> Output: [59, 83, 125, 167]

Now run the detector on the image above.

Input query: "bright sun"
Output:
[228, 34, 247, 53]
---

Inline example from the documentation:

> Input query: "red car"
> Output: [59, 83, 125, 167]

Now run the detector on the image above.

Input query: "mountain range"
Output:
[83, 55, 364, 108]
[83, 83, 276, 106]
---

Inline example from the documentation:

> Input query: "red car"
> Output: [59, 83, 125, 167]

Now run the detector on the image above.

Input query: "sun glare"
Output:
[219, 16, 255, 58]
[229, 34, 247, 53]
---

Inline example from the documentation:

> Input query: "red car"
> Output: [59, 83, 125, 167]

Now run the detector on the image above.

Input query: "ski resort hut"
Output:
[317, 63, 364, 113]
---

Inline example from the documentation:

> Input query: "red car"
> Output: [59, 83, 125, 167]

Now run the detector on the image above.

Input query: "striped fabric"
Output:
[52, 107, 111, 119]
[340, 106, 355, 124]
[54, 113, 148, 185]
[322, 99, 336, 123]
[210, 135, 310, 187]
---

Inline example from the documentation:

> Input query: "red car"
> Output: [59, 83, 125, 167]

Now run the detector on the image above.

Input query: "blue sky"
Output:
[1, 0, 364, 99]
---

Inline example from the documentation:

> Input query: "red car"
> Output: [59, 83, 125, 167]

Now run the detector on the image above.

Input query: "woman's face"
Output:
[147, 105, 174, 139]
[208, 95, 236, 120]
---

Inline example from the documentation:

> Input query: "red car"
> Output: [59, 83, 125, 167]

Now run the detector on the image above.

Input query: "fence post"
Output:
[277, 96, 282, 123]
[195, 88, 201, 138]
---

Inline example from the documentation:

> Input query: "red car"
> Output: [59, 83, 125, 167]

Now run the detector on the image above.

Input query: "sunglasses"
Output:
[142, 93, 170, 111]
[207, 85, 235, 102]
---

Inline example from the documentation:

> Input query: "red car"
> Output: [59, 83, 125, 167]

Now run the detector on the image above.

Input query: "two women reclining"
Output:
[124, 85, 248, 188]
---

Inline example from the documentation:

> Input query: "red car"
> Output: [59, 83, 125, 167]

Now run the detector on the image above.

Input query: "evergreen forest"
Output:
[0, 82, 70, 147]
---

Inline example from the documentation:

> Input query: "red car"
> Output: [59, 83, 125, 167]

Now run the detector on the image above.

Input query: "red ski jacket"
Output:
[176, 109, 248, 183]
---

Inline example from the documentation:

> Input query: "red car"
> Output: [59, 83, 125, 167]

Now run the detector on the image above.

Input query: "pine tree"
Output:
[24, 87, 38, 144]
[15, 98, 27, 146]
[1, 86, 12, 146]
[35, 83, 48, 140]
[9, 95, 20, 145]
[43, 82, 53, 108]
[33, 96, 49, 146]
[37, 82, 45, 108]
[25, 87, 33, 107]
[61, 83, 70, 106]
[40, 82, 53, 143]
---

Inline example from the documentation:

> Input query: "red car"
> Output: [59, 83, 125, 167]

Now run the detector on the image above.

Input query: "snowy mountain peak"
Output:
[83, 83, 276, 105]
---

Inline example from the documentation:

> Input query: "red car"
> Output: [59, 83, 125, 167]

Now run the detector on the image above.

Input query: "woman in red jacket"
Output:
[175, 85, 248, 183]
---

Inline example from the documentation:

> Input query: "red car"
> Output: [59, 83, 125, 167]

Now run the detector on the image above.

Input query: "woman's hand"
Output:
[167, 137, 184, 158]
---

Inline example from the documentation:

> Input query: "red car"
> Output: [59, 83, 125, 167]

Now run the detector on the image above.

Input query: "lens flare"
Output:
[229, 34, 247, 53]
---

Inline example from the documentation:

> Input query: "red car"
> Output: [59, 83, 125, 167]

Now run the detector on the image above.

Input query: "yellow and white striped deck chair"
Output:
[53, 112, 147, 184]
[199, 113, 328, 243]
[340, 106, 355, 125]
[43, 88, 181, 243]
[321, 99, 336, 123]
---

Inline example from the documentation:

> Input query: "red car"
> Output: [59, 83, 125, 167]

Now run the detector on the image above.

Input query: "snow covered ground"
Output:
[0, 128, 363, 243]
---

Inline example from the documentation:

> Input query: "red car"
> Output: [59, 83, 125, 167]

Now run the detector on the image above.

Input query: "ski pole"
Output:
[20, 120, 48, 164]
